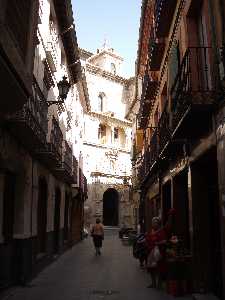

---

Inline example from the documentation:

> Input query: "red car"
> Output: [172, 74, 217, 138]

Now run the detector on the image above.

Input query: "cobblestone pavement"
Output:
[2, 229, 191, 300]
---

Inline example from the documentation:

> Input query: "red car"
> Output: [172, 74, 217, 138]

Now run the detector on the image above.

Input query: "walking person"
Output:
[133, 233, 148, 268]
[91, 218, 104, 256]
[146, 209, 175, 289]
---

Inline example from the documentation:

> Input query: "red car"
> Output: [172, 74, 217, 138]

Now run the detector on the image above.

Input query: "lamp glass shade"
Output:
[58, 76, 71, 100]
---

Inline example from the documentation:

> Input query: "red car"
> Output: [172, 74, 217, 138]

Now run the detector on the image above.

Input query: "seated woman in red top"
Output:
[145, 209, 175, 289]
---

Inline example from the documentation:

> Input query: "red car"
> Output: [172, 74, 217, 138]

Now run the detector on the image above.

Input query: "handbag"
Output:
[147, 245, 162, 268]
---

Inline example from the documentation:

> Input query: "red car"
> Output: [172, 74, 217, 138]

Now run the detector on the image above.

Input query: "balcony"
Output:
[79, 169, 88, 199]
[4, 78, 48, 151]
[158, 102, 171, 154]
[138, 129, 159, 183]
[36, 116, 63, 169]
[155, 0, 177, 38]
[171, 47, 217, 138]
[54, 141, 74, 184]
[45, 26, 59, 73]
[72, 156, 78, 184]
[0, 1, 38, 113]
[149, 30, 165, 71]
[139, 74, 158, 129]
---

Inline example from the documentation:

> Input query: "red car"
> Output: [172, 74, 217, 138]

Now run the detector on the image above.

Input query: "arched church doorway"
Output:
[54, 188, 61, 253]
[103, 188, 119, 226]
[37, 177, 48, 254]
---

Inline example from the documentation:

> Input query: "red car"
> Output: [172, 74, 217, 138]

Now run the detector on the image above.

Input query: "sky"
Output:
[72, 0, 141, 78]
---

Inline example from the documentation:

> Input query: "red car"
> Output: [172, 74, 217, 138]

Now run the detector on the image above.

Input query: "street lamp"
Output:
[47, 76, 71, 106]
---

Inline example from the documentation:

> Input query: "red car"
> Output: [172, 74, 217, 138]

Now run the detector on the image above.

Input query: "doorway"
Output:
[54, 188, 61, 253]
[37, 177, 48, 255]
[191, 147, 222, 297]
[103, 188, 119, 226]
[63, 192, 70, 243]
[173, 170, 190, 250]
[1, 172, 16, 286]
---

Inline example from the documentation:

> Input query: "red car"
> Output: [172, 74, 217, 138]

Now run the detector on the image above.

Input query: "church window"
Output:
[111, 63, 116, 75]
[98, 94, 104, 112]
[98, 92, 107, 112]
[98, 124, 106, 144]
[114, 128, 119, 140]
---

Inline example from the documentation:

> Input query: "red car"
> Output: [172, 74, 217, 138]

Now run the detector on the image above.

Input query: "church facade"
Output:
[80, 45, 135, 227]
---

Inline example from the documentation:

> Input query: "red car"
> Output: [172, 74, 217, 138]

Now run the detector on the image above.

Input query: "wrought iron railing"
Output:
[171, 47, 216, 129]
[83, 176, 88, 198]
[7, 79, 48, 146]
[32, 79, 49, 135]
[138, 74, 156, 128]
[158, 102, 171, 153]
[138, 128, 159, 182]
[72, 156, 78, 184]
[141, 74, 150, 102]
[63, 140, 73, 174]
[148, 26, 158, 61]
[50, 116, 63, 160]
[149, 128, 158, 167]
[154, 0, 177, 36]
[155, 0, 164, 20]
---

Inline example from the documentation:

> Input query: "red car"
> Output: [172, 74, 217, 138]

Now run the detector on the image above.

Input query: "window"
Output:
[98, 94, 104, 112]
[111, 63, 116, 75]
[114, 128, 119, 140]
[98, 92, 107, 112]
[98, 124, 106, 143]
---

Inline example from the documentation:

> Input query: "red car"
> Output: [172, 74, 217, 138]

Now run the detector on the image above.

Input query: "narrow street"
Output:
[1, 229, 190, 300]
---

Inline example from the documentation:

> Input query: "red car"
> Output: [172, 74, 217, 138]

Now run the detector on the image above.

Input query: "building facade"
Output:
[79, 46, 135, 228]
[133, 0, 225, 298]
[0, 0, 87, 289]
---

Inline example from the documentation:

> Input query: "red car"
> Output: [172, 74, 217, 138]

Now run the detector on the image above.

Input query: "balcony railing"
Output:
[155, 0, 177, 38]
[139, 74, 158, 129]
[72, 156, 78, 184]
[148, 29, 165, 71]
[171, 47, 216, 131]
[158, 102, 171, 153]
[54, 140, 74, 183]
[79, 169, 87, 198]
[46, 26, 59, 73]
[5, 78, 48, 150]
[138, 128, 159, 182]
[49, 116, 63, 161]
[63, 141, 73, 175]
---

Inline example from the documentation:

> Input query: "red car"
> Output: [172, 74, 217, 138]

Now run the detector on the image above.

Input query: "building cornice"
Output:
[90, 171, 131, 180]
[80, 69, 91, 112]
[86, 63, 128, 84]
[53, 0, 81, 83]
[136, 0, 149, 76]
[79, 48, 93, 60]
[88, 49, 124, 63]
[83, 141, 131, 154]
[88, 111, 132, 128]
